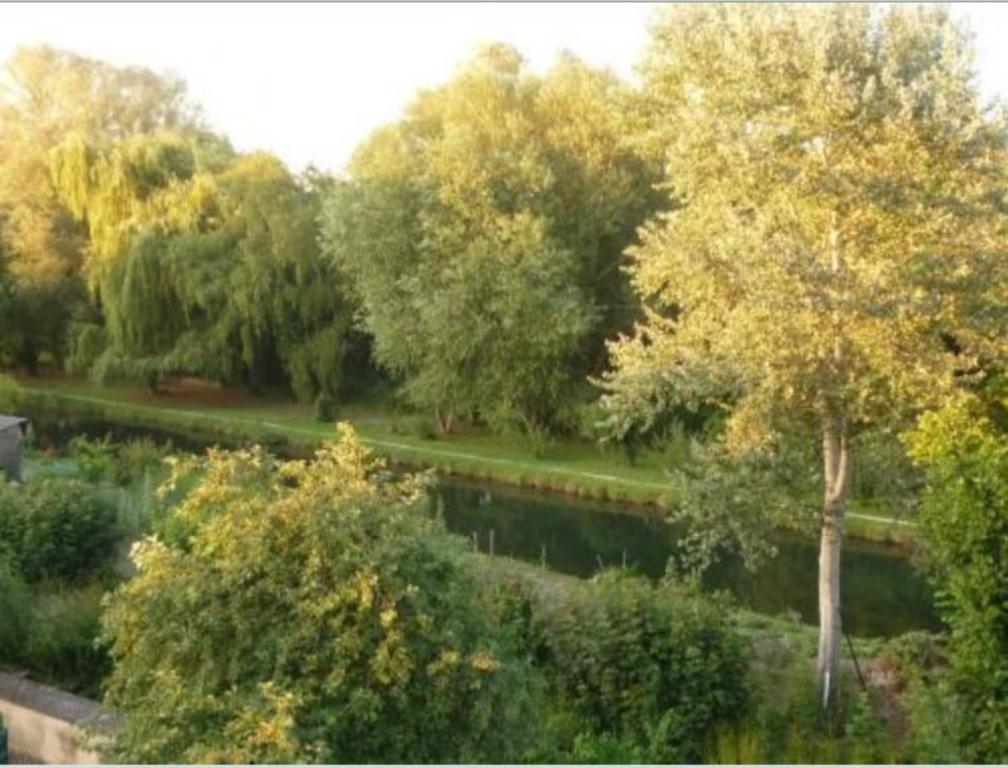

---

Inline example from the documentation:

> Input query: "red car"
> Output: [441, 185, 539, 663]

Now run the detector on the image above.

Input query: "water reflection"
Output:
[432, 477, 939, 638]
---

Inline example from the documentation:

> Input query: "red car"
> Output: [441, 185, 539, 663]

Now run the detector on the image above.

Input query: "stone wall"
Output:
[0, 673, 114, 764]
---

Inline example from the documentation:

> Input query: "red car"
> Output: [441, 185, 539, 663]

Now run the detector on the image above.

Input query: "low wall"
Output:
[0, 673, 114, 764]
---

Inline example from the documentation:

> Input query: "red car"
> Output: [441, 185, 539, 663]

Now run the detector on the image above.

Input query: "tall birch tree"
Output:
[601, 4, 1008, 704]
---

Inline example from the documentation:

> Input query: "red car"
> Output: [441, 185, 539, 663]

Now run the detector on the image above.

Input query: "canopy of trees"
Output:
[320, 45, 659, 435]
[0, 47, 197, 370]
[50, 132, 353, 401]
[2, 10, 1008, 718]
[598, 4, 1008, 700]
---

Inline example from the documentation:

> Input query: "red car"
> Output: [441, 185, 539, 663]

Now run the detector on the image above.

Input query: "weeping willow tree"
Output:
[0, 46, 197, 368]
[51, 132, 352, 400]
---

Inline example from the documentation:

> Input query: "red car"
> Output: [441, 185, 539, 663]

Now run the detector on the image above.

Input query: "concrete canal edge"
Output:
[0, 673, 115, 763]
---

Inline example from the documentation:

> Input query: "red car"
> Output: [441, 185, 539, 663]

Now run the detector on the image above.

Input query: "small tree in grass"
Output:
[601, 4, 1008, 707]
[101, 425, 533, 763]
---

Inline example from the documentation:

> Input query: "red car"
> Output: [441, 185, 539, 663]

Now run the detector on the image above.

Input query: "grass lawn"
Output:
[2, 373, 915, 543]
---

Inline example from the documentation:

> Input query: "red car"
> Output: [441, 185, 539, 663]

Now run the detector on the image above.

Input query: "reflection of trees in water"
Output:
[434, 479, 938, 637]
[435, 481, 674, 578]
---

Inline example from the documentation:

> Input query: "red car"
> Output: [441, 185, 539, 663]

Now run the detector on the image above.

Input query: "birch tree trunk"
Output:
[817, 418, 851, 708]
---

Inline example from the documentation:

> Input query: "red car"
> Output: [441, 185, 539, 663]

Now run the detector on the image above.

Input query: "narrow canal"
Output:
[32, 415, 938, 637]
[431, 477, 938, 638]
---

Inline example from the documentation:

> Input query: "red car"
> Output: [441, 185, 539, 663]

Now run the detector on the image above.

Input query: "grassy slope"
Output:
[3, 375, 915, 543]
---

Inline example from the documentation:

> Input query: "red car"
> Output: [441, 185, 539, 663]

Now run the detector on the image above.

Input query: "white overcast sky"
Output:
[1, 3, 1006, 173]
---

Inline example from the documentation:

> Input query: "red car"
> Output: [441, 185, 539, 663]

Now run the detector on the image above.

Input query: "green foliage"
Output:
[906, 395, 1008, 762]
[845, 690, 888, 763]
[67, 434, 118, 482]
[0, 553, 110, 698]
[602, 0, 1008, 465]
[19, 584, 110, 698]
[52, 134, 354, 403]
[0, 373, 18, 398]
[529, 570, 749, 762]
[668, 433, 819, 574]
[313, 392, 339, 423]
[68, 433, 168, 485]
[321, 46, 658, 437]
[0, 477, 118, 582]
[101, 427, 535, 763]
[0, 46, 197, 368]
[0, 554, 33, 661]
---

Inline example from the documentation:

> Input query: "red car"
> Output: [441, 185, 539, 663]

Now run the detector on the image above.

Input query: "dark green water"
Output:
[431, 477, 939, 638]
[27, 414, 938, 637]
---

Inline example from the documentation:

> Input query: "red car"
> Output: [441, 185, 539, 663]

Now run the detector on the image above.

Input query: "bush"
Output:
[101, 426, 535, 763]
[0, 555, 109, 698]
[69, 434, 168, 485]
[114, 436, 168, 485]
[525, 570, 749, 762]
[19, 585, 109, 698]
[906, 396, 1008, 762]
[0, 555, 33, 661]
[0, 478, 118, 582]
[67, 434, 118, 483]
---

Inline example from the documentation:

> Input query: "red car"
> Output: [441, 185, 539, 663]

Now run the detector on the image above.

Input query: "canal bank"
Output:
[2, 376, 917, 547]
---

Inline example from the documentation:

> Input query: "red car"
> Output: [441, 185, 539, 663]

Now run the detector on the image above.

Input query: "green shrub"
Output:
[0, 478, 118, 582]
[102, 427, 536, 763]
[899, 675, 962, 763]
[0, 556, 109, 698]
[878, 630, 944, 683]
[0, 555, 33, 662]
[69, 434, 168, 485]
[67, 434, 118, 483]
[113, 437, 168, 485]
[845, 690, 889, 763]
[906, 396, 1008, 762]
[534, 570, 749, 762]
[20, 585, 109, 698]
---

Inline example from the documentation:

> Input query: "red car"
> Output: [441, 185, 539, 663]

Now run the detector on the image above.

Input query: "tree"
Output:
[320, 45, 657, 436]
[906, 396, 1008, 761]
[101, 427, 533, 763]
[0, 46, 196, 368]
[51, 133, 353, 401]
[600, 4, 1008, 705]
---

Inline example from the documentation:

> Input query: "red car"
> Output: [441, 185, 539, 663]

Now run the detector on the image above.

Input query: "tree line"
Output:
[0, 41, 660, 437]
[2, 4, 1008, 719]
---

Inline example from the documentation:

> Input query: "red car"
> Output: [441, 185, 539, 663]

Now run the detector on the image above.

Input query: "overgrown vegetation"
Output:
[2, 4, 1007, 763]
[0, 434, 171, 697]
[0, 477, 117, 582]
[907, 396, 1008, 762]
[484, 569, 749, 762]
[101, 428, 539, 763]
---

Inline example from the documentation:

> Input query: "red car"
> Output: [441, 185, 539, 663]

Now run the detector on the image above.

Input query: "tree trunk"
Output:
[817, 419, 851, 709]
[434, 407, 454, 435]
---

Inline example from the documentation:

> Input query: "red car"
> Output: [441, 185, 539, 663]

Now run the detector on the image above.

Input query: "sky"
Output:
[2, 2, 1006, 174]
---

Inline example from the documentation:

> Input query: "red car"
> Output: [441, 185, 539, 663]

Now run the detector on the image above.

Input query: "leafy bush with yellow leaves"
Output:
[101, 424, 534, 763]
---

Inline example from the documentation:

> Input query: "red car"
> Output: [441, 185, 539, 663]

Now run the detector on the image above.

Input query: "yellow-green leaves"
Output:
[0, 46, 195, 368]
[102, 427, 527, 763]
[603, 4, 1008, 446]
[322, 46, 657, 438]
[51, 131, 354, 400]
